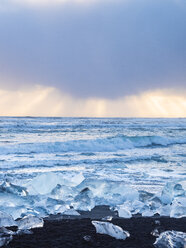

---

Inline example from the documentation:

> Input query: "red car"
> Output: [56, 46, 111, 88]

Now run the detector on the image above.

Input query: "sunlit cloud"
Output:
[0, 85, 185, 117]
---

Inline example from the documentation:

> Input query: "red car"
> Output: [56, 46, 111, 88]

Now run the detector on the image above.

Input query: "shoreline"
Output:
[6, 206, 186, 248]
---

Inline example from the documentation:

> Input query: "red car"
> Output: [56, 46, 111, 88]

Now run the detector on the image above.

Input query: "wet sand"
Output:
[6, 206, 186, 248]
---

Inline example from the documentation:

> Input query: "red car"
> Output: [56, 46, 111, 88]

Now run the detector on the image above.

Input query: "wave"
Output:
[0, 135, 185, 155]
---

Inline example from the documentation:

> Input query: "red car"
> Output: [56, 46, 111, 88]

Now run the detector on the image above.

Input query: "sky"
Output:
[0, 0, 185, 117]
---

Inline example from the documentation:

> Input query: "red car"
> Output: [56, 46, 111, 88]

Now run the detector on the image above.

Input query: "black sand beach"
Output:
[6, 206, 186, 248]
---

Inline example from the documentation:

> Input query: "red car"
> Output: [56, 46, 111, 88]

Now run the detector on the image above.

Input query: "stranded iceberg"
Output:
[0, 172, 185, 246]
[0, 172, 185, 220]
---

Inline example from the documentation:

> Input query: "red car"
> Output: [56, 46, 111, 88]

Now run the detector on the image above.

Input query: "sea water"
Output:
[0, 117, 185, 218]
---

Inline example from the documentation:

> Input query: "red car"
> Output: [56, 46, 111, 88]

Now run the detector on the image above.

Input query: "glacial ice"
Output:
[16, 215, 44, 230]
[0, 236, 12, 247]
[0, 177, 185, 221]
[118, 208, 132, 218]
[51, 184, 76, 202]
[151, 228, 160, 237]
[102, 216, 113, 221]
[139, 190, 154, 202]
[161, 183, 185, 205]
[142, 208, 156, 217]
[169, 197, 186, 218]
[62, 209, 80, 216]
[16, 229, 33, 235]
[83, 235, 92, 242]
[157, 205, 171, 217]
[0, 192, 31, 209]
[117, 202, 132, 218]
[42, 197, 68, 215]
[54, 205, 69, 214]
[25, 173, 64, 195]
[170, 204, 186, 218]
[25, 172, 84, 195]
[76, 179, 139, 206]
[0, 181, 28, 196]
[0, 211, 17, 227]
[154, 230, 186, 248]
[72, 187, 95, 211]
[92, 221, 130, 240]
[0, 227, 14, 247]
[131, 200, 145, 214]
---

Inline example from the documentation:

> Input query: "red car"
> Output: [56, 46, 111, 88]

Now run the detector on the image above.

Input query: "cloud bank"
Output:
[0, 85, 185, 117]
[0, 0, 185, 100]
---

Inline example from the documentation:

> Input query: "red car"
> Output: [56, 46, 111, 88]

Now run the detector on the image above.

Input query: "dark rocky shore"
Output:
[6, 206, 186, 248]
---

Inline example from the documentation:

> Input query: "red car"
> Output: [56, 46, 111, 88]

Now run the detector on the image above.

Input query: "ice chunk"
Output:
[72, 187, 95, 211]
[0, 181, 28, 196]
[161, 183, 174, 205]
[157, 204, 171, 217]
[102, 216, 113, 221]
[16, 229, 33, 235]
[26, 173, 62, 195]
[154, 230, 186, 248]
[0, 206, 28, 220]
[54, 204, 69, 214]
[0, 211, 17, 227]
[51, 184, 76, 201]
[0, 227, 14, 247]
[76, 179, 139, 205]
[131, 200, 145, 214]
[117, 203, 132, 218]
[170, 203, 186, 218]
[0, 227, 14, 236]
[149, 197, 162, 210]
[151, 228, 160, 237]
[173, 184, 185, 197]
[65, 173, 85, 187]
[62, 209, 80, 216]
[118, 208, 132, 218]
[16, 215, 44, 230]
[175, 197, 186, 207]
[45, 197, 66, 214]
[32, 196, 67, 216]
[142, 208, 156, 217]
[155, 220, 161, 225]
[92, 221, 130, 240]
[139, 190, 154, 202]
[161, 183, 185, 205]
[0, 192, 31, 210]
[170, 197, 186, 218]
[83, 235, 92, 242]
[0, 234, 13, 247]
[26, 172, 84, 195]
[0, 236, 12, 247]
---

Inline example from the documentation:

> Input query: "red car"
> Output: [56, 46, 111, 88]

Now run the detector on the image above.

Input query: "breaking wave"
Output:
[0, 135, 185, 155]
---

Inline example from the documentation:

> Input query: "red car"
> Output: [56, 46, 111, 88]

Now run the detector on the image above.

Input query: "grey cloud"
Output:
[0, 0, 186, 98]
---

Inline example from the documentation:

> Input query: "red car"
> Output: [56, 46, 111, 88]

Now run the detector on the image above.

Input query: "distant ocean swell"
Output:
[0, 135, 185, 155]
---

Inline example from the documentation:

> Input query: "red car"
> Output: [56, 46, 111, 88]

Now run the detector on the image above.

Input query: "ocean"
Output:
[0, 117, 185, 218]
